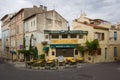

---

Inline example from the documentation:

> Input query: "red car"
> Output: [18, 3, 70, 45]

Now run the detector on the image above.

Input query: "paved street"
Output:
[0, 58, 120, 80]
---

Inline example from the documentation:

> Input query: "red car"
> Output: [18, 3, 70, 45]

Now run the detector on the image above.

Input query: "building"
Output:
[109, 24, 120, 61]
[0, 39, 2, 57]
[72, 12, 120, 63]
[44, 30, 88, 60]
[24, 9, 68, 60]
[1, 5, 50, 60]
[1, 14, 14, 59]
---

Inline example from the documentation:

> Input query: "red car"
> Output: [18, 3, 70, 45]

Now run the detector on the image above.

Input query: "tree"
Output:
[23, 37, 26, 50]
[76, 45, 86, 57]
[29, 34, 33, 50]
[85, 39, 99, 62]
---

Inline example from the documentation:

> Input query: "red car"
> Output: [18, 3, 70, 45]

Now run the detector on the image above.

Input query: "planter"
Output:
[39, 67, 45, 70]
[50, 67, 57, 70]
[58, 66, 64, 70]
[32, 67, 39, 70]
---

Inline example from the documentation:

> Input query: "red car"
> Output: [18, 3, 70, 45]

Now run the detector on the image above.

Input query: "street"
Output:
[0, 58, 120, 80]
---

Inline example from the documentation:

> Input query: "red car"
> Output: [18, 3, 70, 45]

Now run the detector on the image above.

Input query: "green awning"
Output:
[44, 30, 88, 35]
[50, 44, 77, 48]
[43, 47, 49, 51]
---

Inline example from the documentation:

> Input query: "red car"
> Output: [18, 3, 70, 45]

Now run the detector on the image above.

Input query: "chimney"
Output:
[33, 5, 37, 8]
[40, 5, 43, 10]
[44, 6, 47, 11]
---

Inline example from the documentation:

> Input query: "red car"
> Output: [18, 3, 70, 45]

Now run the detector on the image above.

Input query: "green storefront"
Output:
[50, 44, 77, 57]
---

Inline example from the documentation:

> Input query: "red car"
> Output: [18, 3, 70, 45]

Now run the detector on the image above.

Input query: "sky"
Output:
[0, 0, 120, 38]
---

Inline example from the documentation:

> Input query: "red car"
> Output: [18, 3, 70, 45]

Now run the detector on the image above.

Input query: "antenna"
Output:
[53, 3, 55, 10]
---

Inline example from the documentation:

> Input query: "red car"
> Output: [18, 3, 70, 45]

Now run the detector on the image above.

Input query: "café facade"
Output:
[43, 30, 88, 61]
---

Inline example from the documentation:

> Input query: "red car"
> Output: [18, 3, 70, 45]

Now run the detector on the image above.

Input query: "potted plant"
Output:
[50, 60, 57, 70]
[32, 63, 39, 70]
[39, 62, 45, 70]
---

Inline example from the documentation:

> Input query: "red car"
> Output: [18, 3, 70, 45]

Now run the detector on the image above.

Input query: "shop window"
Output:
[52, 51, 55, 56]
[51, 34, 59, 39]
[75, 50, 78, 55]
[62, 34, 68, 38]
[70, 34, 77, 38]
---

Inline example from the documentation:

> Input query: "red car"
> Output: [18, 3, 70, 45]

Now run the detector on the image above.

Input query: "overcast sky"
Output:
[0, 0, 120, 38]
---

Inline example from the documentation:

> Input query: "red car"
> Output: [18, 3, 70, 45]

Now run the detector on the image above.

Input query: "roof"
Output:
[84, 17, 110, 23]
[1, 14, 8, 21]
[75, 20, 109, 30]
[10, 8, 28, 19]
[24, 10, 68, 22]
[24, 13, 37, 21]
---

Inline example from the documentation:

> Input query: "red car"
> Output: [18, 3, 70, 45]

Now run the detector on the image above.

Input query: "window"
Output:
[114, 47, 117, 57]
[95, 32, 104, 40]
[52, 51, 55, 56]
[33, 20, 35, 26]
[45, 35, 49, 39]
[105, 48, 107, 60]
[62, 34, 68, 38]
[97, 48, 101, 55]
[70, 34, 77, 38]
[51, 34, 59, 39]
[114, 32, 117, 41]
[79, 35, 83, 39]
[26, 36, 29, 47]
[25, 23, 29, 32]
[75, 50, 78, 55]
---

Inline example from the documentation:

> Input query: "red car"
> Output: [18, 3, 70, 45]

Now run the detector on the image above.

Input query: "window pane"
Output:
[114, 32, 117, 40]
[75, 50, 78, 55]
[114, 47, 117, 57]
[51, 34, 59, 39]
[62, 34, 68, 38]
[70, 34, 76, 38]
[79, 35, 83, 39]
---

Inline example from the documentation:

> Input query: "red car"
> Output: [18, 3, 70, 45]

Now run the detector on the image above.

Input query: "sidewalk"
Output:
[8, 61, 26, 68]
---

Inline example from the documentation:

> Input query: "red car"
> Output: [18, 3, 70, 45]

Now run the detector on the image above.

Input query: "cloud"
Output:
[0, 0, 120, 27]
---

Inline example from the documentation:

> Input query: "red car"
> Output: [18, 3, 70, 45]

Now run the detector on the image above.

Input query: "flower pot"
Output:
[39, 67, 45, 70]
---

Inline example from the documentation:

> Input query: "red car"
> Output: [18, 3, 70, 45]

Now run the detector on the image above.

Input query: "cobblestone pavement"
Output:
[0, 58, 120, 80]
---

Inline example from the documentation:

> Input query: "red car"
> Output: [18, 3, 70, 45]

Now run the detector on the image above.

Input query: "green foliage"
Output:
[29, 34, 34, 50]
[50, 60, 56, 67]
[32, 63, 40, 67]
[40, 62, 45, 67]
[18, 50, 32, 54]
[76, 45, 86, 54]
[86, 39, 99, 54]
[23, 37, 26, 49]
[39, 54, 45, 59]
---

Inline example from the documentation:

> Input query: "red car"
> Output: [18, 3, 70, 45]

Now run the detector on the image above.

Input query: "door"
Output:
[56, 48, 74, 57]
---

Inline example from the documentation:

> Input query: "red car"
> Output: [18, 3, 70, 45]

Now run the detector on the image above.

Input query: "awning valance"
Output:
[10, 50, 16, 54]
[50, 44, 77, 48]
[44, 30, 88, 35]
[43, 47, 49, 51]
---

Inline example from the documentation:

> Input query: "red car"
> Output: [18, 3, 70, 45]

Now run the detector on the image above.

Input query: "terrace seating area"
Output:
[26, 57, 84, 70]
